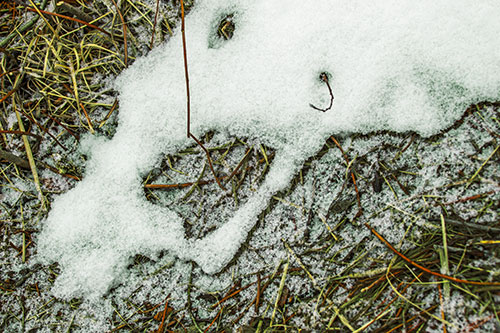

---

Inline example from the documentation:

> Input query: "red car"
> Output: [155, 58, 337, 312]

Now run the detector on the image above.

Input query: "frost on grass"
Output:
[37, 0, 500, 300]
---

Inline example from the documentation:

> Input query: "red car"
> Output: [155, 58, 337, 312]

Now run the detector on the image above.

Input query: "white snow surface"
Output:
[37, 0, 500, 299]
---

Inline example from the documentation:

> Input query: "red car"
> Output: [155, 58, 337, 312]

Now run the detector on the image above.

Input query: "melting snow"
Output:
[37, 0, 500, 299]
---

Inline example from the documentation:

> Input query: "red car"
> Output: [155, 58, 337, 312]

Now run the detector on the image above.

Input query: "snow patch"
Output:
[37, 0, 500, 299]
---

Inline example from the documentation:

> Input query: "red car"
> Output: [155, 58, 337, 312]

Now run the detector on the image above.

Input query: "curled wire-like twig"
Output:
[310, 72, 334, 112]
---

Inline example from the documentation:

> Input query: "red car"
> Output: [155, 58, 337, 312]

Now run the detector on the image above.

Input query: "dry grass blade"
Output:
[79, 102, 95, 133]
[150, 0, 161, 49]
[156, 296, 170, 333]
[330, 136, 362, 216]
[189, 133, 227, 191]
[365, 222, 500, 286]
[24, 6, 111, 36]
[0, 148, 30, 169]
[204, 305, 223, 332]
[437, 283, 447, 333]
[14, 101, 46, 210]
[110, 0, 128, 66]
[0, 129, 42, 140]
[271, 258, 289, 326]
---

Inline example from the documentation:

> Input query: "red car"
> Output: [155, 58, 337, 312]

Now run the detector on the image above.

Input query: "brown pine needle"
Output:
[24, 6, 111, 36]
[464, 312, 500, 333]
[225, 147, 252, 183]
[16, 107, 68, 150]
[150, 0, 160, 49]
[189, 133, 227, 191]
[0, 69, 19, 79]
[157, 296, 170, 333]
[41, 109, 80, 140]
[255, 273, 261, 314]
[145, 147, 252, 190]
[365, 222, 500, 286]
[79, 102, 95, 134]
[385, 305, 439, 333]
[99, 98, 119, 128]
[145, 179, 211, 189]
[0, 130, 42, 140]
[0, 84, 20, 103]
[212, 286, 244, 309]
[359, 272, 423, 332]
[438, 283, 448, 333]
[145, 174, 231, 189]
[204, 305, 223, 333]
[441, 190, 496, 206]
[40, 162, 80, 181]
[110, 0, 128, 66]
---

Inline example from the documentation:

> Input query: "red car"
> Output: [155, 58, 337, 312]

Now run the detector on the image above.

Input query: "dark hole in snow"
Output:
[217, 14, 235, 40]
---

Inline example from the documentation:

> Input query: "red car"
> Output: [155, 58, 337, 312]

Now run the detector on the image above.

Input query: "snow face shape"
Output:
[38, 0, 500, 300]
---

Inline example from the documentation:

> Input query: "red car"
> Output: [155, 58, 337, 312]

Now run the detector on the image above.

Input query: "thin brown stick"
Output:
[226, 147, 252, 183]
[255, 273, 261, 314]
[157, 295, 170, 333]
[0, 130, 42, 140]
[181, 0, 190, 138]
[17, 104, 67, 150]
[204, 305, 223, 333]
[110, 0, 128, 66]
[437, 283, 448, 333]
[24, 6, 110, 36]
[361, 272, 423, 331]
[41, 109, 80, 140]
[189, 133, 227, 191]
[150, 0, 160, 49]
[79, 102, 95, 133]
[99, 98, 119, 127]
[180, 0, 226, 191]
[365, 222, 500, 286]
[0, 85, 19, 103]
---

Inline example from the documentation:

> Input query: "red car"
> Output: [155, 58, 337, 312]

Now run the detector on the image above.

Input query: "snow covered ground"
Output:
[1, 0, 498, 331]
[38, 0, 500, 300]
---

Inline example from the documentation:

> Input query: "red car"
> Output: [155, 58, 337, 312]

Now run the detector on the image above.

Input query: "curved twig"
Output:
[310, 72, 334, 112]
[365, 222, 500, 286]
[181, 0, 226, 191]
